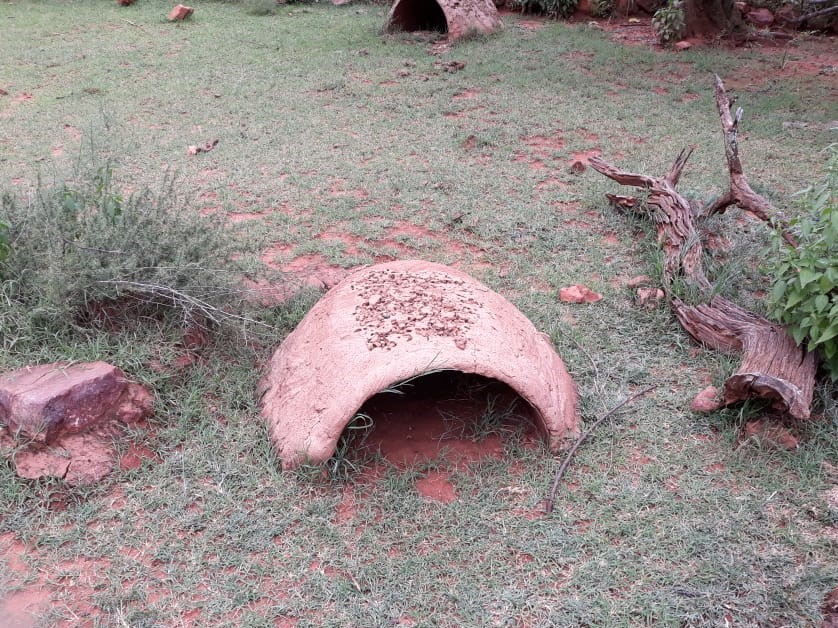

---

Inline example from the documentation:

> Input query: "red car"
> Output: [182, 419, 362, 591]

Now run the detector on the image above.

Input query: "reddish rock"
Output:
[636, 287, 665, 306]
[559, 284, 602, 304]
[674, 40, 692, 51]
[569, 161, 586, 175]
[745, 7, 774, 26]
[626, 275, 652, 288]
[741, 419, 799, 450]
[168, 4, 194, 20]
[118, 0, 135, 5]
[0, 362, 153, 443]
[824, 587, 838, 628]
[690, 386, 723, 412]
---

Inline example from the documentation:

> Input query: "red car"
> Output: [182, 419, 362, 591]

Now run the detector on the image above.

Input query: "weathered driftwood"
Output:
[701, 75, 796, 246]
[588, 77, 816, 419]
[672, 297, 815, 418]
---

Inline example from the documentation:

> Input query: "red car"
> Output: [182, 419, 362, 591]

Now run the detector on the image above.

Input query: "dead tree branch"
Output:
[702, 74, 796, 246]
[544, 386, 656, 514]
[587, 76, 816, 420]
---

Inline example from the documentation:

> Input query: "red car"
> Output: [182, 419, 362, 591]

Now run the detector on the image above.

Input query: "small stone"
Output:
[168, 4, 194, 20]
[559, 284, 602, 304]
[636, 287, 665, 306]
[745, 7, 774, 27]
[626, 275, 652, 288]
[569, 160, 586, 175]
[674, 40, 692, 51]
[118, 0, 135, 5]
[690, 386, 723, 412]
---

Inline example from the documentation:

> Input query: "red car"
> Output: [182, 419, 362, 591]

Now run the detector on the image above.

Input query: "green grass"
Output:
[1, 1, 837, 626]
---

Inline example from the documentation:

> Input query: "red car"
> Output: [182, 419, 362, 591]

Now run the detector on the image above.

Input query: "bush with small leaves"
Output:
[652, 0, 685, 43]
[513, 0, 578, 18]
[770, 145, 838, 381]
[0, 163, 244, 336]
[590, 0, 615, 17]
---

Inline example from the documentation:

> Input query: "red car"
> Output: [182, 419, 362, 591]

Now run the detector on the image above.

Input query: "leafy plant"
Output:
[553, 0, 580, 18]
[590, 0, 616, 18]
[769, 145, 838, 380]
[513, 0, 579, 18]
[652, 0, 686, 43]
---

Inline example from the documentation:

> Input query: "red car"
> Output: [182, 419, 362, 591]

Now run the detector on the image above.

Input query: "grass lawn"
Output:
[1, 1, 837, 626]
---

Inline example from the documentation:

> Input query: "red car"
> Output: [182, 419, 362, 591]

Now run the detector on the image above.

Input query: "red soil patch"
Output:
[327, 177, 368, 200]
[600, 232, 620, 246]
[0, 587, 51, 628]
[523, 132, 565, 152]
[453, 88, 482, 99]
[415, 471, 457, 503]
[248, 248, 350, 305]
[228, 211, 264, 223]
[518, 18, 547, 30]
[570, 148, 602, 165]
[0, 533, 28, 574]
[348, 373, 543, 497]
[536, 177, 570, 190]
[119, 443, 158, 472]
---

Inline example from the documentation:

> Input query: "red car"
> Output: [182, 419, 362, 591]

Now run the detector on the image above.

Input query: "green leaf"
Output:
[791, 326, 807, 345]
[815, 294, 829, 312]
[784, 290, 805, 309]
[798, 268, 819, 287]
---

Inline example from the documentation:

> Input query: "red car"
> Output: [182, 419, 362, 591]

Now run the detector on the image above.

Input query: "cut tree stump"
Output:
[588, 76, 816, 420]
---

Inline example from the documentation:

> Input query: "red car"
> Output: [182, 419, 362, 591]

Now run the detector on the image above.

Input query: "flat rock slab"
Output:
[0, 362, 153, 484]
[261, 259, 580, 469]
[0, 361, 152, 443]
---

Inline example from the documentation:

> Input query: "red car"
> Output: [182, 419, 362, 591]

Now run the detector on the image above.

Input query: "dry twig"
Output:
[543, 385, 656, 514]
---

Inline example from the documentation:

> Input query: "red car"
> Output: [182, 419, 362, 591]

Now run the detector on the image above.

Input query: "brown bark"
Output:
[587, 80, 816, 419]
[672, 297, 815, 419]
[703, 75, 797, 246]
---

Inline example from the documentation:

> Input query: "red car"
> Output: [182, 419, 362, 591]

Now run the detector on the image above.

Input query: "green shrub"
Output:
[513, 0, 579, 18]
[770, 145, 838, 381]
[652, 0, 685, 43]
[0, 164, 244, 336]
[590, 0, 615, 17]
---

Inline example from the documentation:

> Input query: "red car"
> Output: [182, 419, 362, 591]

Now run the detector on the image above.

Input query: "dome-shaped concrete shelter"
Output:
[385, 0, 503, 40]
[260, 260, 579, 469]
